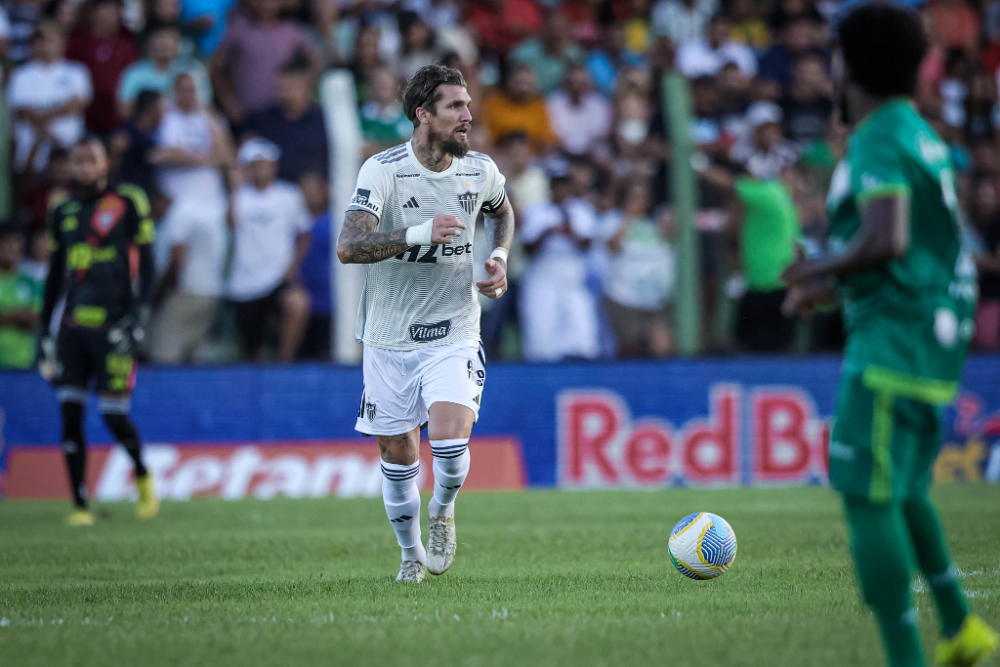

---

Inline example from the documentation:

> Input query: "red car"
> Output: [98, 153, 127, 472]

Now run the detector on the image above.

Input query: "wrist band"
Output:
[405, 220, 434, 246]
[490, 247, 509, 263]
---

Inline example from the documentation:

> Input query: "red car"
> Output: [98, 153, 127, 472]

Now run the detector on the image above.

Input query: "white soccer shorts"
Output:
[355, 339, 486, 436]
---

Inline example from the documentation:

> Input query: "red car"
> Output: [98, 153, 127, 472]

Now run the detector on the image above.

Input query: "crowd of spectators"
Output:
[3, 0, 1000, 368]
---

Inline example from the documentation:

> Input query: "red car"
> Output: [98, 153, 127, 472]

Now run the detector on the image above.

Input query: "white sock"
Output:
[381, 461, 426, 564]
[428, 439, 471, 519]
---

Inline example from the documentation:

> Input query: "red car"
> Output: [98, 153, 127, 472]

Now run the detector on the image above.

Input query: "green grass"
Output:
[1, 485, 998, 667]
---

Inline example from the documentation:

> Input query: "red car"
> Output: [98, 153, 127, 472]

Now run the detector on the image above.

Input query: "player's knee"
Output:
[283, 286, 311, 318]
[427, 404, 475, 441]
[377, 433, 419, 465]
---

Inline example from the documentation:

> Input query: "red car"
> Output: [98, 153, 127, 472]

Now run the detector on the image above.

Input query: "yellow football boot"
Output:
[936, 614, 1000, 667]
[135, 474, 160, 520]
[66, 509, 95, 527]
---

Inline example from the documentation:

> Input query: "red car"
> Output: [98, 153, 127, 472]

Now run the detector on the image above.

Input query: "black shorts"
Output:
[234, 282, 289, 358]
[735, 289, 796, 353]
[56, 324, 137, 394]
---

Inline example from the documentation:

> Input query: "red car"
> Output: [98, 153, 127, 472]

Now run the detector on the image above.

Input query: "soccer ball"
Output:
[668, 512, 738, 580]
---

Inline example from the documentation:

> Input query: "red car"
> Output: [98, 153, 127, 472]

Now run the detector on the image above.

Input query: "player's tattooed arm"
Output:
[484, 197, 515, 261]
[336, 209, 411, 264]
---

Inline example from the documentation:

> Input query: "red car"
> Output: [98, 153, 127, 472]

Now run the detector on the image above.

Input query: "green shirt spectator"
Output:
[734, 176, 800, 291]
[0, 228, 42, 369]
[360, 68, 413, 158]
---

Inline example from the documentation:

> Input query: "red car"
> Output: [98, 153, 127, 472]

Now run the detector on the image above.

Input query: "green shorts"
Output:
[829, 366, 956, 504]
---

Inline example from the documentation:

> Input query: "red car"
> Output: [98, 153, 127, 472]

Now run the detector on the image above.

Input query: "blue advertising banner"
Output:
[1, 355, 998, 495]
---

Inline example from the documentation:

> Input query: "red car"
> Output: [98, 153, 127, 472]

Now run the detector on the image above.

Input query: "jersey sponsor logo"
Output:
[67, 243, 117, 270]
[456, 172, 481, 177]
[395, 173, 420, 178]
[409, 320, 451, 342]
[457, 192, 479, 215]
[351, 188, 380, 214]
[394, 243, 472, 263]
[402, 197, 419, 209]
[92, 195, 126, 237]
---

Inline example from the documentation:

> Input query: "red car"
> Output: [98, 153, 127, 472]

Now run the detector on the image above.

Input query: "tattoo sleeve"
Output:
[484, 197, 515, 253]
[336, 209, 412, 264]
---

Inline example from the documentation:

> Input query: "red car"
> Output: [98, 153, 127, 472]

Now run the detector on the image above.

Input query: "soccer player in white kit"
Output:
[337, 65, 513, 583]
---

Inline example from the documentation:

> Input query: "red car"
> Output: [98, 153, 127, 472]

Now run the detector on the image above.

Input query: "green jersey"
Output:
[0, 268, 43, 369]
[826, 99, 976, 402]
[735, 177, 800, 292]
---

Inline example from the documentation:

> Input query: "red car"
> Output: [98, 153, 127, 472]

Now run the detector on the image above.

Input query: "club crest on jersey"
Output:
[457, 192, 479, 215]
[91, 195, 126, 236]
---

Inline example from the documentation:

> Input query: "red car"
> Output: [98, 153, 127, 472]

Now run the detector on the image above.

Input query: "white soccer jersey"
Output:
[347, 141, 507, 351]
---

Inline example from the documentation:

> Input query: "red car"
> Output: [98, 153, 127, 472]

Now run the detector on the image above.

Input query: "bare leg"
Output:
[279, 285, 311, 362]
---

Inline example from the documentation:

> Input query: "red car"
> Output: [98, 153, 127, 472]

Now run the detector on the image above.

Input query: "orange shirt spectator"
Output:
[466, 0, 544, 55]
[929, 0, 979, 51]
[482, 65, 556, 153]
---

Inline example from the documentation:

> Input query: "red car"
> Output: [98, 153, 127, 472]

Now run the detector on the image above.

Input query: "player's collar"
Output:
[406, 141, 460, 180]
[854, 96, 915, 133]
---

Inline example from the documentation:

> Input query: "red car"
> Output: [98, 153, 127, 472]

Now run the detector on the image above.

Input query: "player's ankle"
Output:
[402, 543, 426, 564]
[428, 498, 455, 520]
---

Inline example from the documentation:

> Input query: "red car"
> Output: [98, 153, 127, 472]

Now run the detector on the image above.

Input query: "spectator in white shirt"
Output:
[519, 163, 600, 362]
[149, 195, 229, 364]
[730, 101, 799, 180]
[228, 139, 313, 362]
[677, 13, 757, 79]
[6, 20, 92, 173]
[545, 64, 613, 157]
[152, 72, 231, 213]
[652, 0, 718, 45]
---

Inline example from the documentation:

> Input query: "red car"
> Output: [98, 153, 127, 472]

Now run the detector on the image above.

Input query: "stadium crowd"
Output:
[2, 0, 1000, 366]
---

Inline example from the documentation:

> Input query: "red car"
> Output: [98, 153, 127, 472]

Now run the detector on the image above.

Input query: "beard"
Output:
[430, 126, 469, 158]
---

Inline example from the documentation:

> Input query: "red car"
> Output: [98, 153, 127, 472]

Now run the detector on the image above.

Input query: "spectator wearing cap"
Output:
[243, 54, 329, 183]
[296, 171, 333, 360]
[0, 226, 42, 369]
[228, 138, 313, 362]
[731, 101, 799, 179]
[359, 68, 413, 159]
[652, 0, 718, 46]
[519, 161, 600, 362]
[546, 63, 612, 157]
[210, 0, 317, 126]
[65, 0, 139, 135]
[483, 64, 558, 154]
[465, 0, 544, 57]
[116, 26, 212, 120]
[779, 53, 832, 144]
[510, 11, 584, 96]
[677, 12, 757, 79]
[6, 20, 93, 174]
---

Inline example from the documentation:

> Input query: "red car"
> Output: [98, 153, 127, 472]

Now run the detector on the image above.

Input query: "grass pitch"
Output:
[1, 485, 998, 667]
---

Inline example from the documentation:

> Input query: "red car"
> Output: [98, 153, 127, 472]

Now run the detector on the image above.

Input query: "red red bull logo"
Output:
[558, 385, 831, 488]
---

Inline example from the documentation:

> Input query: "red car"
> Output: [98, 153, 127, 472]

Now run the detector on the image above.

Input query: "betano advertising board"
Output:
[1, 357, 997, 500]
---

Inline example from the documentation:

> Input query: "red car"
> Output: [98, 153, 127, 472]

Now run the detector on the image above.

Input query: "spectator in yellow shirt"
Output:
[482, 64, 557, 154]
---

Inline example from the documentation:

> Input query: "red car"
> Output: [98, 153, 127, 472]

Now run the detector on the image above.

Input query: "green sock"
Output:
[903, 495, 969, 638]
[844, 496, 925, 667]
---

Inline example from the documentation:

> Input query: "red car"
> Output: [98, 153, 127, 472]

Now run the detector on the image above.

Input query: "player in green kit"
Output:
[781, 4, 998, 667]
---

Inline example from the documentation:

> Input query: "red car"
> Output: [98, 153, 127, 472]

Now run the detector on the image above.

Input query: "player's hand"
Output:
[781, 277, 836, 318]
[37, 335, 57, 382]
[780, 245, 810, 287]
[476, 257, 508, 299]
[431, 214, 466, 244]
